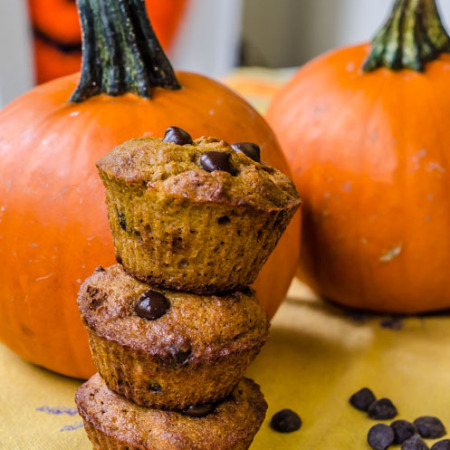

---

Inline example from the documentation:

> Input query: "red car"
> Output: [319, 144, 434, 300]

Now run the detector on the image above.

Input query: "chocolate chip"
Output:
[231, 142, 261, 162]
[200, 151, 237, 175]
[350, 388, 376, 412]
[414, 416, 446, 439]
[401, 435, 429, 450]
[368, 399, 398, 420]
[367, 424, 395, 450]
[163, 126, 193, 145]
[168, 347, 191, 367]
[148, 383, 162, 392]
[116, 207, 127, 231]
[217, 215, 230, 225]
[240, 286, 253, 296]
[431, 440, 450, 450]
[183, 404, 215, 418]
[270, 409, 302, 433]
[391, 420, 416, 444]
[135, 290, 170, 320]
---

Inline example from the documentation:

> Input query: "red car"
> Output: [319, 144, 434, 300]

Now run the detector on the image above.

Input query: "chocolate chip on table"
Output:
[368, 399, 398, 420]
[367, 424, 395, 450]
[182, 403, 215, 418]
[401, 435, 429, 450]
[431, 440, 450, 450]
[135, 290, 170, 320]
[391, 420, 416, 444]
[270, 409, 302, 433]
[413, 416, 446, 439]
[200, 151, 237, 175]
[163, 126, 193, 145]
[231, 142, 261, 162]
[349, 387, 376, 412]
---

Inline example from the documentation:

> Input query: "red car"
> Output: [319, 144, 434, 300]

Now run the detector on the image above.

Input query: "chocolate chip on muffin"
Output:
[231, 142, 261, 163]
[163, 126, 193, 145]
[200, 151, 237, 175]
[135, 289, 170, 320]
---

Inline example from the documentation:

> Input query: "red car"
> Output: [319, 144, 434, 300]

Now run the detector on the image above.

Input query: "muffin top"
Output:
[96, 129, 300, 211]
[78, 265, 269, 363]
[76, 374, 267, 450]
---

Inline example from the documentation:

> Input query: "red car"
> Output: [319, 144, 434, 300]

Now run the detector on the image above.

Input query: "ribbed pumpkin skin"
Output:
[266, 44, 450, 314]
[0, 72, 300, 379]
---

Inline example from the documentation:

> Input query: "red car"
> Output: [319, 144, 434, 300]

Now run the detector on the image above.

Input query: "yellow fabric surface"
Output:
[1, 280, 450, 449]
[2, 68, 450, 449]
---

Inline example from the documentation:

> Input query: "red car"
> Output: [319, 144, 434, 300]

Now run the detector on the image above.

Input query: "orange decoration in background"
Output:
[27, 0, 189, 84]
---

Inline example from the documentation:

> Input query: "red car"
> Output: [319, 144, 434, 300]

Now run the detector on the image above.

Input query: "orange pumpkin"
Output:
[0, 0, 300, 379]
[266, 0, 450, 313]
[27, 0, 189, 84]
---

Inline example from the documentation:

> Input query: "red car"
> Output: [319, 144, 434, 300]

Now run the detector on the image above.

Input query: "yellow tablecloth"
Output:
[1, 280, 450, 449]
[2, 68, 450, 449]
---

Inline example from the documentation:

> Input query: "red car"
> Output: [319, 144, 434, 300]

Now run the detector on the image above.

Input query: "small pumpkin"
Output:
[0, 0, 300, 379]
[266, 0, 450, 313]
[27, 0, 189, 84]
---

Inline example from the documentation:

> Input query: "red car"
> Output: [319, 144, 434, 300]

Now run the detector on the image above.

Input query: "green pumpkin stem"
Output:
[70, 0, 181, 102]
[363, 0, 450, 72]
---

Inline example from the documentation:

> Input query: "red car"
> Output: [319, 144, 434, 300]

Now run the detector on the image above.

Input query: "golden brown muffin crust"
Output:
[96, 137, 300, 211]
[78, 265, 269, 362]
[76, 374, 267, 450]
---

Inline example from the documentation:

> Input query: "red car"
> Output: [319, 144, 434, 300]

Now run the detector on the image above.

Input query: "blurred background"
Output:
[1, 0, 450, 108]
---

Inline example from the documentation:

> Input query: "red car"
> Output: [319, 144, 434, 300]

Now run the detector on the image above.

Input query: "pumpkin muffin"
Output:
[78, 264, 269, 410]
[76, 373, 267, 450]
[96, 127, 301, 294]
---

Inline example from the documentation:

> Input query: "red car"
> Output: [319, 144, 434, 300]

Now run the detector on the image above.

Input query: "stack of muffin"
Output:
[75, 127, 301, 449]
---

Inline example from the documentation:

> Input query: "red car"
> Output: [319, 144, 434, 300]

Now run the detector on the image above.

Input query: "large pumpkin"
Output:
[27, 0, 189, 84]
[0, 0, 300, 379]
[266, 0, 450, 313]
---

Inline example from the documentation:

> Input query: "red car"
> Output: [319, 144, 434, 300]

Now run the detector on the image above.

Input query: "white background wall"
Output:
[242, 0, 450, 67]
[2, 0, 450, 107]
[0, 1, 33, 107]
[170, 0, 243, 77]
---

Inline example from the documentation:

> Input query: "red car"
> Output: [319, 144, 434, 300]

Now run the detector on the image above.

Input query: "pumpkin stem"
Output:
[70, 0, 181, 102]
[363, 0, 450, 72]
